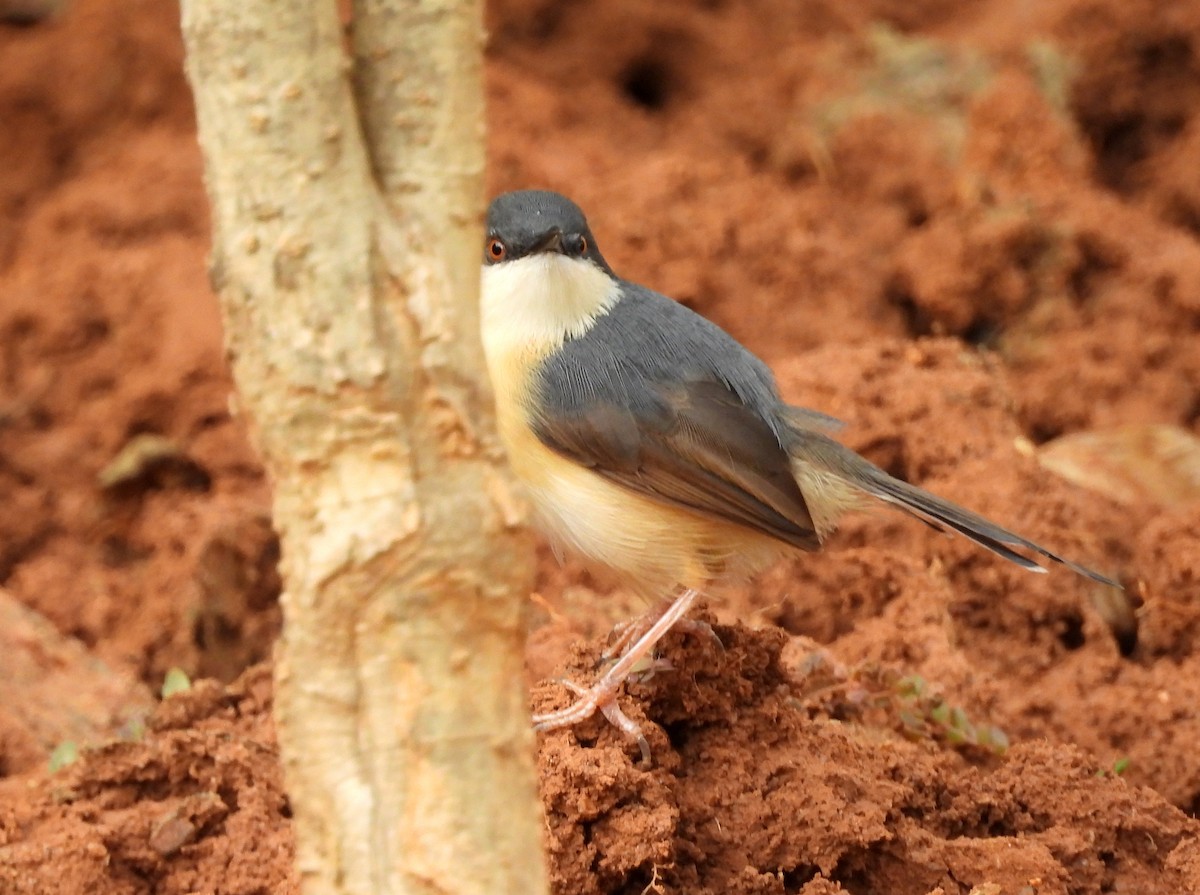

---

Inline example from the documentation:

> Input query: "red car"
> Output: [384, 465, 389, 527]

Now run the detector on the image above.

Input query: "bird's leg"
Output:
[533, 587, 701, 765]
[600, 614, 644, 661]
[602, 601, 721, 663]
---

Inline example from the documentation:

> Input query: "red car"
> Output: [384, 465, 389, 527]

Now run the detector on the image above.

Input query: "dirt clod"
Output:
[2, 0, 1200, 893]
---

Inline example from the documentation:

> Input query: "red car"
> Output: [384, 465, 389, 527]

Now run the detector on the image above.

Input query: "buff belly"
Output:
[498, 405, 786, 595]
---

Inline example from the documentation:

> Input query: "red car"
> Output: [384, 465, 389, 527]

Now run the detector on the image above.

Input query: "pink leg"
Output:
[602, 612, 722, 663]
[533, 587, 701, 765]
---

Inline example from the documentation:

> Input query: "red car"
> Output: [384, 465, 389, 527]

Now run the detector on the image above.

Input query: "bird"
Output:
[479, 188, 1117, 763]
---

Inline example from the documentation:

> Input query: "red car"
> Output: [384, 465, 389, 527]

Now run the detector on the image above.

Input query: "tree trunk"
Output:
[180, 3, 548, 893]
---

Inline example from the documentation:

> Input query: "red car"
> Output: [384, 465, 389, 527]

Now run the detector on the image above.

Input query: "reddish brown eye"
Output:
[486, 237, 507, 263]
[578, 234, 588, 254]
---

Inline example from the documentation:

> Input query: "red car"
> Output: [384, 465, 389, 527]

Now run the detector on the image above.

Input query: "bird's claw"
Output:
[533, 678, 652, 766]
[533, 588, 702, 767]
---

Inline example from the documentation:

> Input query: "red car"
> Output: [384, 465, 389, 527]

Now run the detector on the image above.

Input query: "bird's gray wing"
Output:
[532, 375, 821, 551]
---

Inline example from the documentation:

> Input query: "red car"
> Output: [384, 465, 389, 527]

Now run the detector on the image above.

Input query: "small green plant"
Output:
[894, 674, 1009, 754]
[794, 661, 1010, 757]
[1097, 756, 1132, 777]
[161, 667, 192, 698]
[48, 740, 79, 773]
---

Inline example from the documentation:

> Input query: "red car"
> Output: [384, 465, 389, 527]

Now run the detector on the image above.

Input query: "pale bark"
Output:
[180, 3, 547, 894]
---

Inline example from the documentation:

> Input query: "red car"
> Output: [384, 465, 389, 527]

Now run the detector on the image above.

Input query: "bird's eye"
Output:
[578, 234, 588, 254]
[486, 237, 507, 263]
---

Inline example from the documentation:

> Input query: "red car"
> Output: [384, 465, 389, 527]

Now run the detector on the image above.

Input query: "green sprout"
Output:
[161, 667, 193, 698]
[796, 663, 1010, 757]
[48, 740, 79, 773]
[1097, 756, 1132, 777]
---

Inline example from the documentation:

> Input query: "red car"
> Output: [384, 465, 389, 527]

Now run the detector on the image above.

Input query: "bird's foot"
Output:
[534, 677, 652, 765]
[533, 587, 701, 766]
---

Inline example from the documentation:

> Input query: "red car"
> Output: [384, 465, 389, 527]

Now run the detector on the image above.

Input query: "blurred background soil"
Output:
[2, 0, 1200, 893]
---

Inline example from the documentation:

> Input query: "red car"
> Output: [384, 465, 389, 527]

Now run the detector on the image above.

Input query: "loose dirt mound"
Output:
[2, 0, 1199, 893]
[0, 665, 293, 895]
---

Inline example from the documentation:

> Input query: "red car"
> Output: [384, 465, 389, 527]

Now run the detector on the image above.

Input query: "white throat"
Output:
[481, 254, 620, 362]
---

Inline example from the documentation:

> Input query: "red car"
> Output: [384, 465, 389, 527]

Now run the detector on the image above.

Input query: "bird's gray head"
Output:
[485, 190, 611, 272]
[480, 190, 623, 352]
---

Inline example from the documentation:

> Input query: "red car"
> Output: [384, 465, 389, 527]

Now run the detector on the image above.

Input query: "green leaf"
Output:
[896, 675, 926, 698]
[49, 740, 79, 773]
[161, 667, 192, 698]
[928, 702, 952, 726]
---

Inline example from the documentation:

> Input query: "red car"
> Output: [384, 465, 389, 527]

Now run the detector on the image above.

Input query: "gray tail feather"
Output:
[786, 426, 1119, 588]
[861, 470, 1120, 588]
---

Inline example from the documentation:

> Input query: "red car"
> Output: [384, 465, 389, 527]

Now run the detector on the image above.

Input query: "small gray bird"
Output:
[480, 189, 1116, 760]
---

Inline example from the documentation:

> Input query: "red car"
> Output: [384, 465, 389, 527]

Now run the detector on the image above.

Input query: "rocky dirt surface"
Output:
[2, 0, 1199, 893]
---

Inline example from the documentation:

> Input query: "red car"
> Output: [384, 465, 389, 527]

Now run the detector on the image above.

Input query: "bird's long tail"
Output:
[786, 427, 1119, 588]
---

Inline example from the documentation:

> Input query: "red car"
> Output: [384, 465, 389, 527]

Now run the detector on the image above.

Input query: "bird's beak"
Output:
[531, 229, 565, 254]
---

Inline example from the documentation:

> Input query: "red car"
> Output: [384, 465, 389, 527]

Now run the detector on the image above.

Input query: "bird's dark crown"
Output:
[485, 189, 610, 270]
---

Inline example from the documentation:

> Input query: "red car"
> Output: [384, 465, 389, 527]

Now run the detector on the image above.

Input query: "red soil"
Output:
[2, 0, 1199, 893]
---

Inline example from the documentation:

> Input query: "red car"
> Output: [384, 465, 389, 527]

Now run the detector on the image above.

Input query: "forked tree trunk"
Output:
[180, 3, 548, 893]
